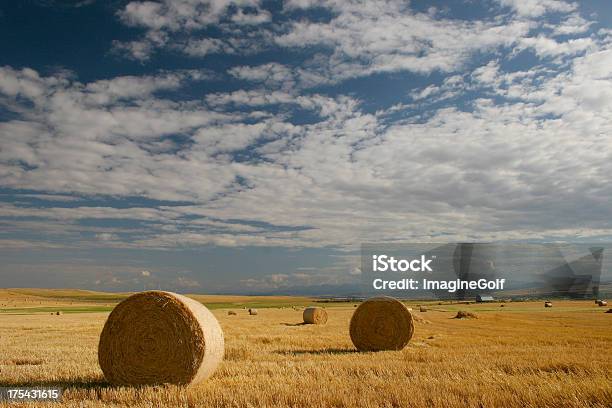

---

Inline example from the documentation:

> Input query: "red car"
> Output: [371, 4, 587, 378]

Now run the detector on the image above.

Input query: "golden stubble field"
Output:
[0, 300, 611, 408]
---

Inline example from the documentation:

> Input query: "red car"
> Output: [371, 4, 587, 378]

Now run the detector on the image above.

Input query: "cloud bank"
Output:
[1, 0, 612, 257]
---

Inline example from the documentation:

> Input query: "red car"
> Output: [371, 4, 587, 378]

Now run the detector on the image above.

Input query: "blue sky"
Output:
[1, 0, 611, 294]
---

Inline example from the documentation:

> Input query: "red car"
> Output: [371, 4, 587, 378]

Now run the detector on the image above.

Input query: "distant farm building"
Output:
[475, 294, 494, 302]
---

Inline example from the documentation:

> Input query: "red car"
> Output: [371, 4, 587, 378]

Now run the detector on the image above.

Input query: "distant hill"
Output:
[0, 288, 317, 311]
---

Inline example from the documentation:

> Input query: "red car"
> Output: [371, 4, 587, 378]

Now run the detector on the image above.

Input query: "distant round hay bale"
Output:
[500, 304, 505, 307]
[98, 291, 224, 386]
[455, 310, 477, 319]
[544, 301, 553, 308]
[419, 306, 427, 312]
[303, 307, 328, 324]
[597, 300, 608, 306]
[248, 308, 258, 315]
[349, 296, 414, 351]
[55, 311, 62, 315]
[606, 308, 612, 314]
[228, 311, 237, 316]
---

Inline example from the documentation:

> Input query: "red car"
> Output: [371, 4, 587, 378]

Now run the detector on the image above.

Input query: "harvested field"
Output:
[0, 299, 610, 407]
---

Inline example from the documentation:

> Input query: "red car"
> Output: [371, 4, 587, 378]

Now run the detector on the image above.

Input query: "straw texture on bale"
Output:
[98, 291, 224, 386]
[350, 296, 414, 351]
[248, 308, 258, 315]
[303, 307, 328, 324]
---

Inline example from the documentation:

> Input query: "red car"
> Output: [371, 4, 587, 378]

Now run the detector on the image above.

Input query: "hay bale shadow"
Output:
[0, 378, 111, 391]
[0, 378, 185, 395]
[276, 348, 358, 355]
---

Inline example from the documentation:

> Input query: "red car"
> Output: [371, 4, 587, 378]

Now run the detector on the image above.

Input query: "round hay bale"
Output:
[455, 310, 477, 319]
[248, 308, 258, 315]
[349, 296, 414, 351]
[55, 311, 62, 316]
[419, 306, 427, 312]
[227, 311, 237, 316]
[606, 308, 612, 313]
[303, 307, 328, 324]
[98, 291, 224, 386]
[597, 300, 608, 306]
[544, 301, 553, 308]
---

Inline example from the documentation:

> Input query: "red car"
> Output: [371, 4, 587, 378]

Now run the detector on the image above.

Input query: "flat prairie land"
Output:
[0, 298, 611, 408]
[0, 289, 315, 313]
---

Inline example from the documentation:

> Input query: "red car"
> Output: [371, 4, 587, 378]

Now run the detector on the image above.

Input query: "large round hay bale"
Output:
[248, 308, 258, 315]
[303, 307, 328, 324]
[98, 291, 224, 386]
[349, 296, 414, 351]
[419, 306, 427, 312]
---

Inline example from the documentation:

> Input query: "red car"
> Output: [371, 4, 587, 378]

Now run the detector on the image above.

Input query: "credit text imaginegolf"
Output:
[371, 254, 506, 293]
